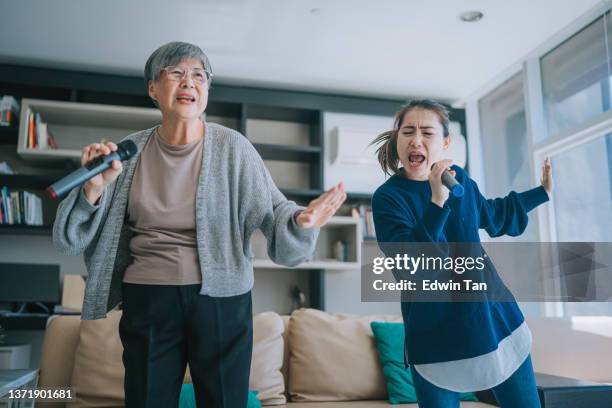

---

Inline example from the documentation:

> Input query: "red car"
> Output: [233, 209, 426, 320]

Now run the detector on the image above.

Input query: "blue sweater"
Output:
[372, 166, 549, 365]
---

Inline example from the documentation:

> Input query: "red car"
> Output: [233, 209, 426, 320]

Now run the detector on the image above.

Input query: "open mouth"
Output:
[408, 153, 426, 167]
[176, 95, 196, 103]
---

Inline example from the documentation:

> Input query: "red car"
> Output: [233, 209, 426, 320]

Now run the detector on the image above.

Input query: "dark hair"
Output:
[370, 99, 450, 176]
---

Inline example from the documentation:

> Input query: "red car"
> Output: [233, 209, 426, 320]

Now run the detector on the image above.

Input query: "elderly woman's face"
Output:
[148, 58, 209, 120]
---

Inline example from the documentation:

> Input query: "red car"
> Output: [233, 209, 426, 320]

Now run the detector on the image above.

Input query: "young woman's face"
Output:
[396, 108, 451, 181]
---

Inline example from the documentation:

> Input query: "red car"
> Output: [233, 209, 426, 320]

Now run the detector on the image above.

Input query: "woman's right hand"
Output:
[429, 159, 454, 208]
[81, 142, 123, 205]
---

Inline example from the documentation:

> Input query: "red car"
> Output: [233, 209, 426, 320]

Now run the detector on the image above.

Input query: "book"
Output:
[35, 113, 48, 150]
[27, 111, 35, 149]
[1, 186, 10, 224]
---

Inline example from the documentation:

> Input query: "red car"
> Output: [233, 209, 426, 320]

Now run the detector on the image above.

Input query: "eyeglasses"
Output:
[161, 66, 213, 86]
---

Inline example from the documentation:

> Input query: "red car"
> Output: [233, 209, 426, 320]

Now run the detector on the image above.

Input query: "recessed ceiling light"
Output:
[459, 11, 483, 22]
[310, 8, 321, 16]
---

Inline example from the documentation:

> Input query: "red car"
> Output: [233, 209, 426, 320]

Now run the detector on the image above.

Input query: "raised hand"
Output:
[296, 182, 347, 229]
[540, 157, 553, 194]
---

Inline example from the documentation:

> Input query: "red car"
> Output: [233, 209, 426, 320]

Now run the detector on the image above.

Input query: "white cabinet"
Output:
[0, 344, 30, 370]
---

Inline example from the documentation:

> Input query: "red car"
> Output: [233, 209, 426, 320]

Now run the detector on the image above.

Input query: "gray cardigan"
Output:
[53, 122, 319, 320]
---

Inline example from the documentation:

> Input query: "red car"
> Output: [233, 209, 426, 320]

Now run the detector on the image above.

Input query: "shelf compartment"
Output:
[247, 118, 314, 146]
[246, 104, 318, 123]
[250, 215, 361, 270]
[0, 124, 19, 145]
[253, 143, 320, 162]
[17, 98, 161, 162]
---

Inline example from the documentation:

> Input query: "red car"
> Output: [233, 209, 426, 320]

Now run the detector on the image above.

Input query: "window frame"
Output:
[462, 2, 612, 316]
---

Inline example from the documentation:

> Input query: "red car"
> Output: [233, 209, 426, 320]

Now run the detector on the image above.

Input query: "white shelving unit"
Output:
[251, 215, 362, 270]
[17, 99, 161, 162]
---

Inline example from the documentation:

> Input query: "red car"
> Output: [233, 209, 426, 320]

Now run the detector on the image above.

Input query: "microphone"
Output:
[432, 163, 465, 198]
[46, 140, 138, 199]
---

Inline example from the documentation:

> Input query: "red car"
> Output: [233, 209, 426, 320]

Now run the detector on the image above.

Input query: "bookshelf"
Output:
[245, 104, 322, 200]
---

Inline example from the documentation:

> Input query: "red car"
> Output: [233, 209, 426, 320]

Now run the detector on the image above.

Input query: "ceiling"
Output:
[0, 0, 602, 102]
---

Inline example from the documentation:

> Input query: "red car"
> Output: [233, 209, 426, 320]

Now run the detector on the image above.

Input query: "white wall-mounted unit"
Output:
[323, 112, 393, 194]
[329, 127, 380, 167]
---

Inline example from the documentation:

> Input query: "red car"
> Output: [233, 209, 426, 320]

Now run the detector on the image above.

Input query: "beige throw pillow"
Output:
[287, 308, 402, 402]
[69, 311, 286, 406]
[69, 311, 124, 407]
[250, 312, 286, 405]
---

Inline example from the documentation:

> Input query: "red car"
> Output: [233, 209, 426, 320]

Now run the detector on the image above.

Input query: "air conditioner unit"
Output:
[329, 127, 380, 166]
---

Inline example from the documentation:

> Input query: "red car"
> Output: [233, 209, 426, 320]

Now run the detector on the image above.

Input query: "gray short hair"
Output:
[144, 41, 213, 89]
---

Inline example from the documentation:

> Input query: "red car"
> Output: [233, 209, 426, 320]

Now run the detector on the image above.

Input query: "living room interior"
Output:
[0, 0, 611, 407]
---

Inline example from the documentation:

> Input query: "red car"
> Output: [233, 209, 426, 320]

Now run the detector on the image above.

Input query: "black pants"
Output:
[119, 283, 253, 408]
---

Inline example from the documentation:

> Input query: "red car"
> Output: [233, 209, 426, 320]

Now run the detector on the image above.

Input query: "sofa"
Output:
[37, 307, 612, 408]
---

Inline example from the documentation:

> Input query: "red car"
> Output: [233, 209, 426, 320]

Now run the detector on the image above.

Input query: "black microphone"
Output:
[46, 140, 138, 199]
[431, 163, 465, 198]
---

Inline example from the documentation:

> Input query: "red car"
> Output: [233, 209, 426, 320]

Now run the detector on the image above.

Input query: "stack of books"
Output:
[0, 186, 43, 225]
[25, 111, 58, 149]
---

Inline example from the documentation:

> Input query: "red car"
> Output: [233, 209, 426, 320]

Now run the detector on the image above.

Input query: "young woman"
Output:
[371, 99, 552, 408]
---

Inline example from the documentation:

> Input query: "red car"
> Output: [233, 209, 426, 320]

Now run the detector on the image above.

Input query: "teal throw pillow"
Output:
[178, 384, 261, 408]
[370, 321, 478, 404]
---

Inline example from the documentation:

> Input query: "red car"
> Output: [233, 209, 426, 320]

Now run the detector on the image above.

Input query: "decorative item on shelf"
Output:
[0, 186, 43, 226]
[0, 162, 14, 175]
[291, 286, 307, 311]
[333, 240, 348, 262]
[0, 95, 20, 126]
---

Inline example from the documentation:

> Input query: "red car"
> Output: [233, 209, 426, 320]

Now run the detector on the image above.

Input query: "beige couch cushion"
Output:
[287, 308, 402, 402]
[69, 311, 125, 407]
[38, 315, 82, 408]
[68, 311, 285, 407]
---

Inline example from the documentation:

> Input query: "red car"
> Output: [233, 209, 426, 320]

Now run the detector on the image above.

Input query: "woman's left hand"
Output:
[296, 183, 347, 229]
[540, 157, 553, 194]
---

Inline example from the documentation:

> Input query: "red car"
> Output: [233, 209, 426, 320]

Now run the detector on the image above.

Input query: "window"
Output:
[541, 13, 612, 141]
[469, 6, 612, 316]
[478, 72, 537, 241]
[550, 133, 612, 242]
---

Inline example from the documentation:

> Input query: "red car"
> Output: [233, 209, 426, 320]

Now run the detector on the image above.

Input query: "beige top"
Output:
[123, 127, 204, 285]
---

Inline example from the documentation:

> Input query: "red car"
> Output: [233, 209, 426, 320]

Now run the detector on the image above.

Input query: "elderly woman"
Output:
[53, 41, 346, 407]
